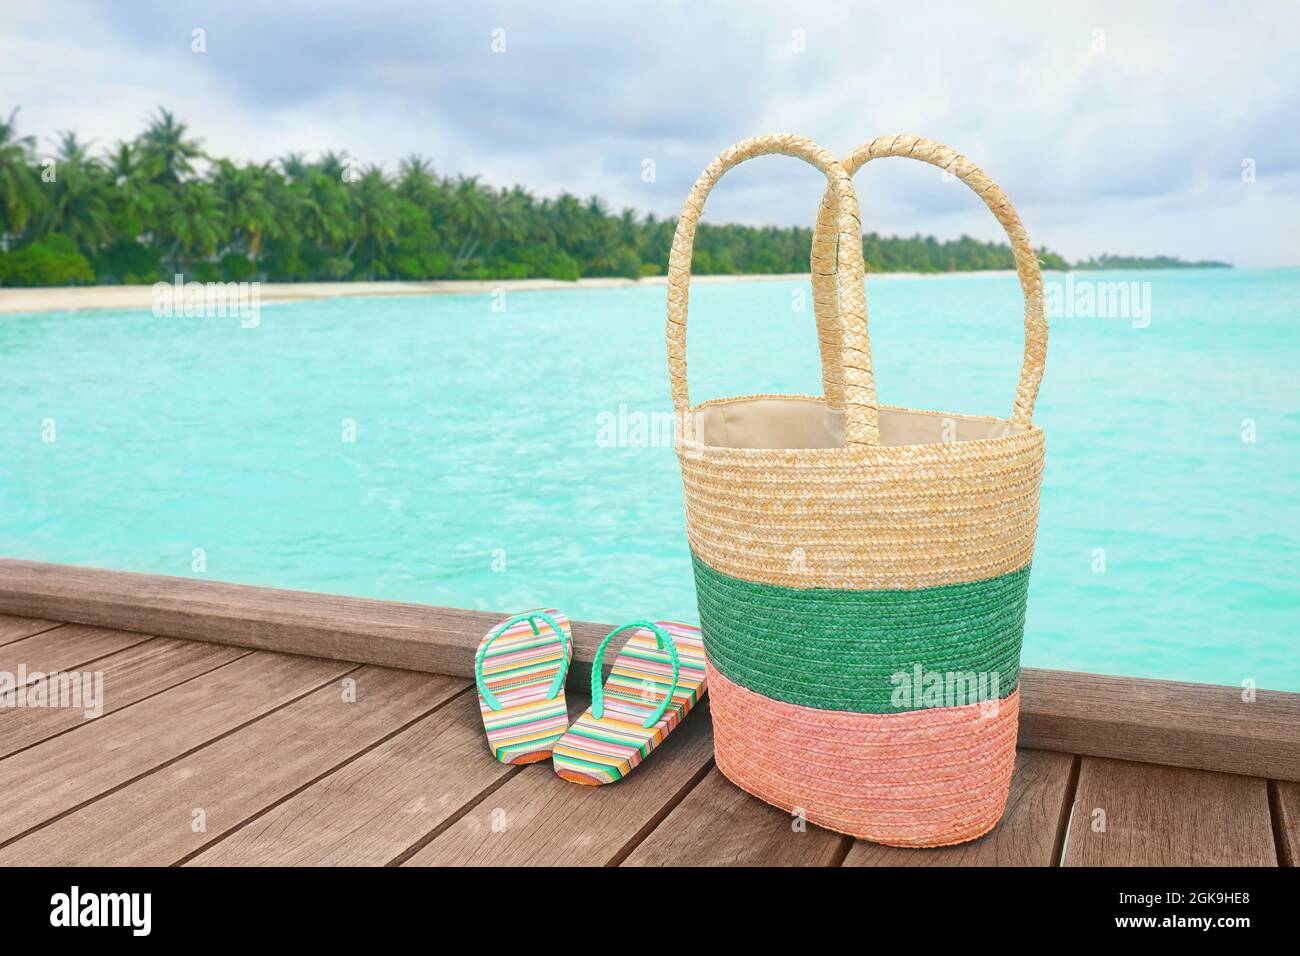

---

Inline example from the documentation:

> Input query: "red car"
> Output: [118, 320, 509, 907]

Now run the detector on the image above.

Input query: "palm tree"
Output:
[209, 160, 278, 259]
[163, 181, 223, 271]
[296, 170, 348, 250]
[550, 193, 587, 244]
[450, 175, 490, 235]
[138, 108, 201, 185]
[105, 140, 137, 185]
[53, 130, 98, 164]
[0, 107, 43, 241]
[103, 140, 168, 240]
[344, 165, 398, 271]
[36, 132, 112, 251]
[396, 154, 439, 206]
[278, 151, 309, 183]
[316, 150, 352, 182]
[585, 219, 624, 275]
[618, 208, 640, 246]
[447, 174, 493, 267]
[488, 187, 524, 245]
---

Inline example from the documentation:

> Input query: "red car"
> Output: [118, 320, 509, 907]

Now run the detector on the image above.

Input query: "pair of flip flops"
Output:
[474, 609, 707, 784]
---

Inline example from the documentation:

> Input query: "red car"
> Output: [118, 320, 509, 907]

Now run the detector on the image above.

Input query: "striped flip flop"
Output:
[552, 620, 706, 785]
[475, 609, 574, 765]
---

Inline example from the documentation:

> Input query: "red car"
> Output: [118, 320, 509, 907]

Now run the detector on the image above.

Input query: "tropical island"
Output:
[0, 108, 1230, 288]
[1071, 254, 1230, 270]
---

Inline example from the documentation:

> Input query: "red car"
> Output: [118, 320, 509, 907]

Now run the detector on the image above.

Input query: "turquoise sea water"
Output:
[2, 268, 1297, 690]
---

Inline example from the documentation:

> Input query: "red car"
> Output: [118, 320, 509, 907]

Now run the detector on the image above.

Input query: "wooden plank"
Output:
[3, 560, 1299, 781]
[1272, 781, 1300, 867]
[0, 650, 351, 847]
[843, 749, 1076, 867]
[0, 614, 61, 646]
[1063, 757, 1276, 866]
[189, 691, 514, 866]
[1019, 667, 1300, 781]
[622, 767, 848, 866]
[0, 638, 248, 759]
[0, 624, 150, 676]
[0, 665, 464, 865]
[0, 558, 611, 687]
[404, 701, 716, 866]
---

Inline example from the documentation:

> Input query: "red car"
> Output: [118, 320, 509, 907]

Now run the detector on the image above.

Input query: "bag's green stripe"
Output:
[691, 553, 1029, 714]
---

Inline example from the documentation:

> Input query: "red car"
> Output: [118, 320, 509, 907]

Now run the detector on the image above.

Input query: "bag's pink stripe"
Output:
[707, 663, 1018, 847]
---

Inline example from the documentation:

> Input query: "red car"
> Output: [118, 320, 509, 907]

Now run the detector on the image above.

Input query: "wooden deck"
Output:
[0, 559, 1296, 867]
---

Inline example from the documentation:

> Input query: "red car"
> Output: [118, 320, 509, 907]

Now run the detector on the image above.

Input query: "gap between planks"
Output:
[176, 683, 477, 867]
[0, 655, 362, 853]
[0, 638, 253, 761]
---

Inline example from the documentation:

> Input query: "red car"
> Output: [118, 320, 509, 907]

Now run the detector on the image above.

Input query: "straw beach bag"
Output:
[667, 134, 1047, 847]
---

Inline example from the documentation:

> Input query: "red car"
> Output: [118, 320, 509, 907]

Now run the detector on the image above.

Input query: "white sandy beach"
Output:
[0, 270, 1019, 315]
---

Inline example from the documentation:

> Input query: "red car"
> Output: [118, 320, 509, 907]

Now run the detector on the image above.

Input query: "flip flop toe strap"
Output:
[590, 621, 681, 729]
[475, 610, 572, 711]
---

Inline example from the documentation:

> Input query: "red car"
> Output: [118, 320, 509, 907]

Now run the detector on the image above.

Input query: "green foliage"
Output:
[92, 239, 162, 284]
[0, 233, 94, 286]
[0, 107, 1224, 287]
[543, 251, 581, 281]
[1072, 253, 1230, 270]
[217, 250, 259, 281]
[0, 107, 42, 236]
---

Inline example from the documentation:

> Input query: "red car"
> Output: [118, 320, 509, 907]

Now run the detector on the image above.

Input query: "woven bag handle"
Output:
[811, 135, 1048, 425]
[667, 134, 880, 446]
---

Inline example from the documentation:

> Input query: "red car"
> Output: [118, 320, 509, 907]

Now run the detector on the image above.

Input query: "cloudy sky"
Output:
[5, 0, 1297, 265]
